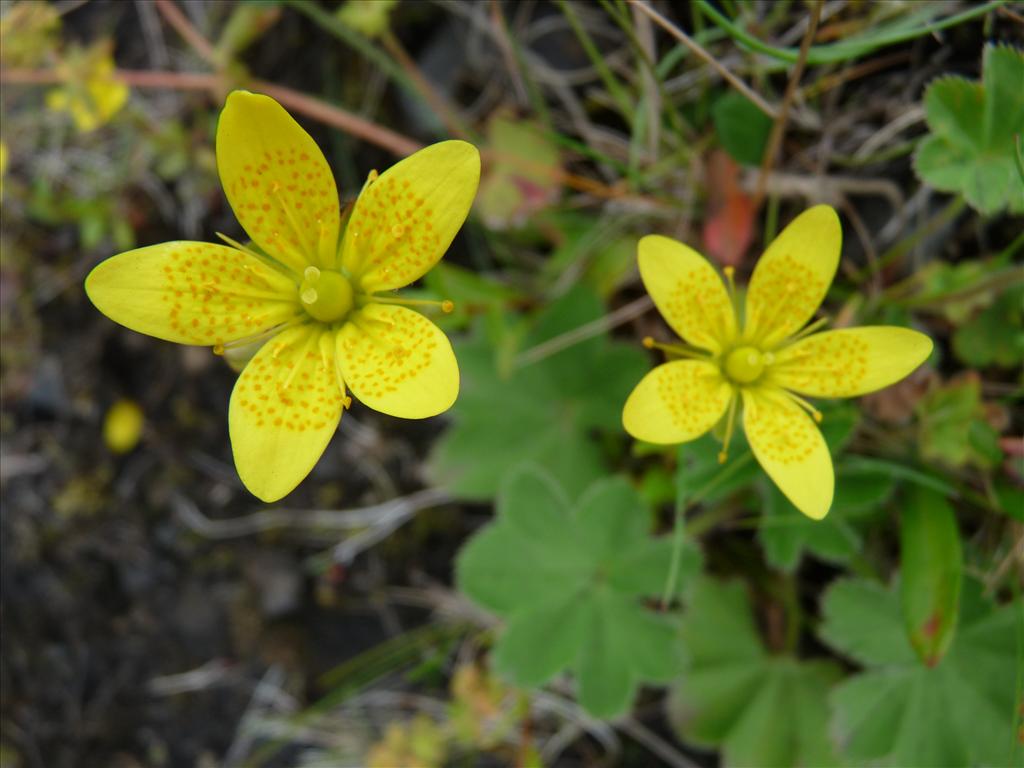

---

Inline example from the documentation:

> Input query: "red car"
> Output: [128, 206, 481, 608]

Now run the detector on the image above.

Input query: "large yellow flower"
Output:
[86, 91, 480, 502]
[623, 205, 932, 520]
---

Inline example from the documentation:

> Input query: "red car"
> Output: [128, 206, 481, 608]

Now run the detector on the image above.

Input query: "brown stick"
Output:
[753, 0, 823, 209]
[152, 0, 219, 66]
[0, 67, 424, 157]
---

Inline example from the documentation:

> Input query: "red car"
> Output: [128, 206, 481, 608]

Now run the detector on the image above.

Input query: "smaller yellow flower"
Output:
[623, 206, 933, 520]
[86, 91, 480, 502]
[45, 42, 128, 133]
[103, 399, 145, 454]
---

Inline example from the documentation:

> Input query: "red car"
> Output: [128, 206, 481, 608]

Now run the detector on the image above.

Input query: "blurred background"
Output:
[1, 1, 1022, 767]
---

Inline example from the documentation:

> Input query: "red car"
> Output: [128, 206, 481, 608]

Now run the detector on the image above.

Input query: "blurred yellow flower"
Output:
[623, 206, 933, 520]
[103, 399, 145, 454]
[86, 91, 479, 502]
[45, 42, 128, 133]
[336, 0, 398, 39]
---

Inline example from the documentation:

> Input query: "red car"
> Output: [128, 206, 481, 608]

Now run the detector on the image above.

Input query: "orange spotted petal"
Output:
[622, 360, 732, 444]
[336, 304, 459, 419]
[216, 91, 341, 274]
[744, 205, 841, 348]
[770, 327, 934, 398]
[340, 140, 480, 293]
[229, 325, 344, 502]
[637, 235, 737, 354]
[85, 241, 301, 346]
[742, 387, 833, 520]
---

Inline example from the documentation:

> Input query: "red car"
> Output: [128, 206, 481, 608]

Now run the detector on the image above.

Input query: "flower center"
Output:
[724, 346, 766, 384]
[298, 266, 353, 323]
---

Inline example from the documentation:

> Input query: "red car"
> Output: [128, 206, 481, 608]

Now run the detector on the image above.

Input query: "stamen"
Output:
[368, 294, 455, 314]
[642, 337, 709, 360]
[304, 266, 321, 283]
[216, 231, 298, 280]
[723, 265, 739, 310]
[718, 392, 740, 464]
[783, 315, 830, 345]
[211, 317, 306, 356]
[782, 389, 823, 423]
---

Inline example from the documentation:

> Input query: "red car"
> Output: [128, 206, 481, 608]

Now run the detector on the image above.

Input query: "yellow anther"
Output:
[301, 288, 319, 304]
[441, 300, 454, 314]
[304, 266, 321, 283]
[213, 344, 225, 355]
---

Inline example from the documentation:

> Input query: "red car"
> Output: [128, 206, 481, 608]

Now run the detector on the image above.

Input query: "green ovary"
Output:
[299, 266, 354, 323]
[724, 346, 767, 384]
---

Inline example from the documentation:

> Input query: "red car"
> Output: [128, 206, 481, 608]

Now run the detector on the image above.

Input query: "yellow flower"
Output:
[622, 206, 932, 520]
[86, 91, 480, 502]
[103, 399, 145, 454]
[45, 42, 128, 133]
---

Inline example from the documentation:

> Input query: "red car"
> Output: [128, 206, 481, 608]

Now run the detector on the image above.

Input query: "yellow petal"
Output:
[770, 327, 933, 398]
[336, 304, 458, 418]
[340, 140, 480, 292]
[229, 325, 343, 502]
[744, 205, 841, 348]
[637, 235, 737, 354]
[216, 90, 341, 274]
[85, 241, 301, 346]
[742, 388, 833, 520]
[622, 360, 732, 444]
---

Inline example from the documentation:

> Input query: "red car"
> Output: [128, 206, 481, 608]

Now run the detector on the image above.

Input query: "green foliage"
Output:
[428, 286, 649, 501]
[820, 577, 1022, 767]
[953, 283, 1024, 368]
[759, 462, 894, 571]
[757, 402, 872, 568]
[669, 577, 844, 768]
[456, 467, 700, 718]
[914, 44, 1024, 215]
[899, 488, 962, 666]
[477, 113, 561, 230]
[915, 374, 1002, 470]
[712, 91, 772, 166]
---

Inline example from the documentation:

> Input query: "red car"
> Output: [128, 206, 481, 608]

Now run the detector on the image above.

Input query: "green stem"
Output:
[696, 0, 1005, 65]
[661, 466, 689, 608]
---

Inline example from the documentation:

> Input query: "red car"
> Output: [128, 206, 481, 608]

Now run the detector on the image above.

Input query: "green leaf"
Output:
[914, 44, 1024, 215]
[953, 284, 1024, 368]
[757, 404, 883, 571]
[477, 112, 561, 230]
[712, 91, 773, 166]
[900, 488, 962, 666]
[428, 286, 649, 501]
[759, 461, 895, 571]
[916, 374, 1003, 470]
[456, 468, 700, 718]
[820, 577, 1023, 767]
[669, 577, 844, 768]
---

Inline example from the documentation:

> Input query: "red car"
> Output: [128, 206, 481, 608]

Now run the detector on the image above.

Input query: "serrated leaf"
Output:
[915, 44, 1024, 215]
[456, 468, 700, 718]
[428, 286, 649, 501]
[669, 577, 844, 768]
[820, 577, 1023, 767]
[953, 283, 1024, 368]
[916, 373, 1002, 470]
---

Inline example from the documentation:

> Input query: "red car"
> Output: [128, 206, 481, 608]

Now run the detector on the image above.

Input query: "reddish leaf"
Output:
[702, 151, 755, 268]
